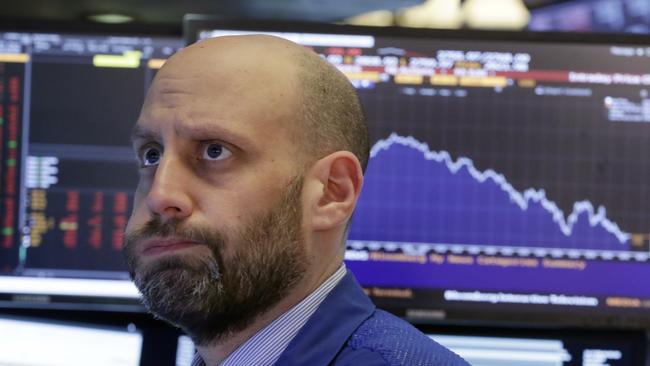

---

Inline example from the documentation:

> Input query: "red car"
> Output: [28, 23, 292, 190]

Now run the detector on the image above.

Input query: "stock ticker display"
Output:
[2, 25, 650, 322]
[0, 32, 182, 306]
[340, 36, 650, 320]
[199, 28, 650, 322]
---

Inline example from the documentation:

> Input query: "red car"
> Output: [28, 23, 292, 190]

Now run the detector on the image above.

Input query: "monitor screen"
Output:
[187, 19, 650, 327]
[0, 30, 183, 309]
[0, 315, 143, 366]
[427, 331, 645, 366]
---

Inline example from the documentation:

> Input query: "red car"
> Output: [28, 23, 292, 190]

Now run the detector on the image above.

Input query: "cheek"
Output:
[230, 190, 275, 214]
[125, 209, 146, 235]
[198, 191, 242, 226]
[196, 191, 270, 241]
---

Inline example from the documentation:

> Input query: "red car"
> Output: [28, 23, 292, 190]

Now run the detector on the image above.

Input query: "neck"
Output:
[194, 259, 343, 365]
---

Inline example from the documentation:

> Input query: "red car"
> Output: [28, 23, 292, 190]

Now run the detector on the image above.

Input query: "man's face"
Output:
[122, 43, 309, 344]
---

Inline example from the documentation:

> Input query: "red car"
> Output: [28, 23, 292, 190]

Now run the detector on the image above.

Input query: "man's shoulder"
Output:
[331, 309, 469, 366]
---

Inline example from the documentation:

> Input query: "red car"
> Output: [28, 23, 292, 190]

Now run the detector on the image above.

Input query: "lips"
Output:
[141, 238, 201, 256]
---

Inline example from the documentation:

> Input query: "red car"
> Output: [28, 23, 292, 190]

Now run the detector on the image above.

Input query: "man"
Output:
[123, 34, 469, 366]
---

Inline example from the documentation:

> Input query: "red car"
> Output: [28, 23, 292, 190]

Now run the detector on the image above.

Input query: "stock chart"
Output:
[2, 27, 650, 319]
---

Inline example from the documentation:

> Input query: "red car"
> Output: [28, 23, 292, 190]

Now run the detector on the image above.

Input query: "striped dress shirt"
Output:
[191, 264, 347, 366]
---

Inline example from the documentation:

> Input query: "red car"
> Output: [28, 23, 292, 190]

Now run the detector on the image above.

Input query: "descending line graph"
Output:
[348, 133, 638, 258]
[371, 134, 630, 244]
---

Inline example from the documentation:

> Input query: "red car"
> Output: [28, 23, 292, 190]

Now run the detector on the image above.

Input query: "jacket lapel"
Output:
[274, 272, 375, 366]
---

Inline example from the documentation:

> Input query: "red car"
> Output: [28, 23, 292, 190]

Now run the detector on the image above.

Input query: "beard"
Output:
[122, 176, 307, 345]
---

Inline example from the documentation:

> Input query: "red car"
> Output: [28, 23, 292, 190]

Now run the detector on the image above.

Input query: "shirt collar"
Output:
[192, 264, 347, 366]
[272, 270, 375, 366]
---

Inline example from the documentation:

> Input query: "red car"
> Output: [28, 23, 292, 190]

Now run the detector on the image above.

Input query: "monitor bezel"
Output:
[182, 16, 650, 329]
[0, 24, 184, 312]
[183, 14, 650, 47]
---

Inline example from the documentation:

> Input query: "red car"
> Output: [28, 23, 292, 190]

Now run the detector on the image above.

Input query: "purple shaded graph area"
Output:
[349, 134, 630, 251]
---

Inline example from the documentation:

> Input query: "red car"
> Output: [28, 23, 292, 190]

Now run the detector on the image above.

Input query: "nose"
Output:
[145, 154, 194, 222]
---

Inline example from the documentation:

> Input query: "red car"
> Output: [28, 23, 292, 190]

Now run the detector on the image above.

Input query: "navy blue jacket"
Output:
[275, 272, 470, 365]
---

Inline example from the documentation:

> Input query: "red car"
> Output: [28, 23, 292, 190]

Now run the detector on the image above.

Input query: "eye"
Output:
[141, 146, 162, 167]
[202, 143, 232, 161]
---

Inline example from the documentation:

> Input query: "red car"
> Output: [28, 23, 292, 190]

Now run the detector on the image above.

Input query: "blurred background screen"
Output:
[0, 315, 143, 366]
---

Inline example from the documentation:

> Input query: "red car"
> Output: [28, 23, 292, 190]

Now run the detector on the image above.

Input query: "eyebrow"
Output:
[130, 121, 253, 150]
[130, 124, 156, 144]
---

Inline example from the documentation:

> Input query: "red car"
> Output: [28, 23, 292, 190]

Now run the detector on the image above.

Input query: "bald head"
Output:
[149, 34, 369, 172]
[160, 35, 301, 83]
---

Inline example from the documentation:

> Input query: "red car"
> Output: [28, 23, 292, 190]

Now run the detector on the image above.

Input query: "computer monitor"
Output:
[0, 315, 143, 366]
[0, 29, 182, 310]
[427, 330, 645, 366]
[185, 18, 650, 327]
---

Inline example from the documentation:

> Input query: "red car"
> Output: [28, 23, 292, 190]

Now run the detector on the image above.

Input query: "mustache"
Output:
[122, 215, 227, 281]
[124, 215, 226, 250]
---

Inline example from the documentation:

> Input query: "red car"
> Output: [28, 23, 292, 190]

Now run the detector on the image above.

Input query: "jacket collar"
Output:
[274, 271, 375, 366]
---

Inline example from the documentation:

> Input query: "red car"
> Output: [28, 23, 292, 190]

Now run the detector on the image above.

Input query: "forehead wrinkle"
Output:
[135, 110, 255, 153]
[155, 75, 203, 91]
[174, 119, 252, 147]
[148, 75, 204, 110]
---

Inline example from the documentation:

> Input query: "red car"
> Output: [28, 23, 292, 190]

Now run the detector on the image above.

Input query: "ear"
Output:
[306, 151, 364, 231]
